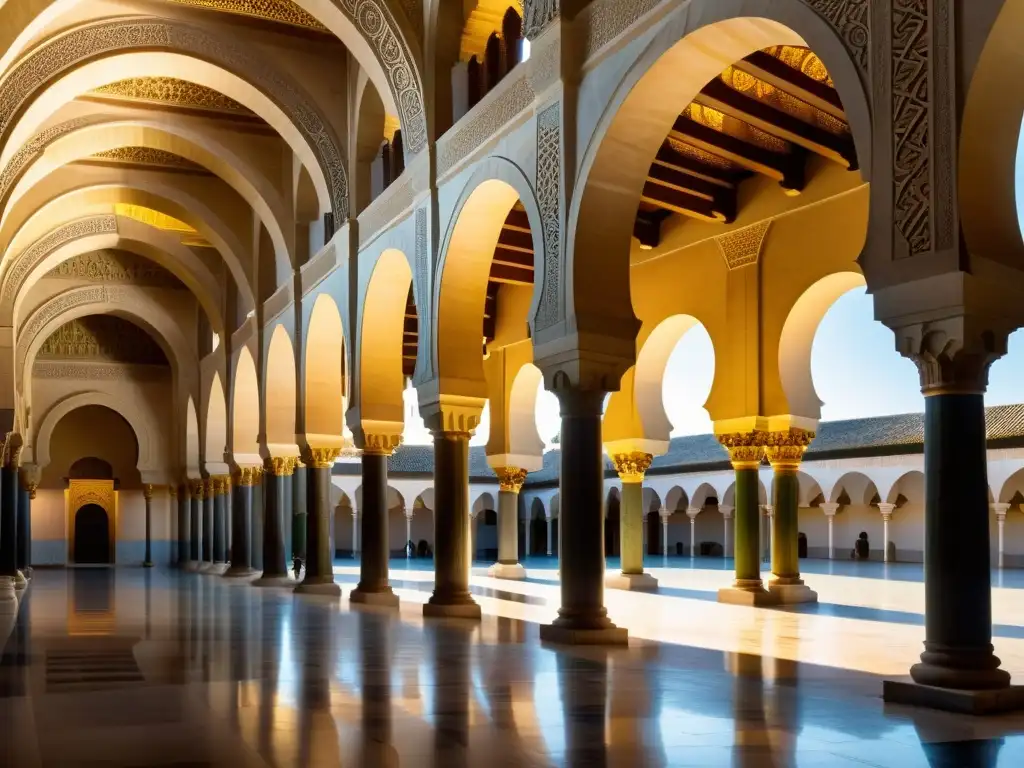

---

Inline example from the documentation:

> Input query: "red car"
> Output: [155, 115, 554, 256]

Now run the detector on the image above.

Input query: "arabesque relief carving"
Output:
[90, 77, 251, 113]
[534, 102, 561, 331]
[37, 316, 168, 366]
[46, 250, 184, 289]
[715, 220, 771, 270]
[166, 0, 327, 29]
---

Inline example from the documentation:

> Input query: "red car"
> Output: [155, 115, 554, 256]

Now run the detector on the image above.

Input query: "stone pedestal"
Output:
[296, 449, 341, 597]
[487, 562, 527, 580]
[604, 572, 658, 591]
[767, 581, 818, 604]
[717, 579, 780, 606]
[350, 449, 398, 608]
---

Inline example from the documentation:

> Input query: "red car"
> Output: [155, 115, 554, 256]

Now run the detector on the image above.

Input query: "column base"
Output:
[883, 679, 1024, 715]
[768, 580, 817, 604]
[717, 580, 778, 606]
[423, 598, 482, 620]
[223, 566, 260, 580]
[252, 574, 295, 588]
[198, 562, 216, 574]
[13, 570, 28, 590]
[143, 561, 154, 568]
[350, 587, 400, 608]
[540, 619, 628, 646]
[185, 561, 201, 572]
[605, 572, 658, 591]
[0, 576, 17, 614]
[207, 562, 229, 575]
[487, 562, 527, 580]
[294, 579, 341, 597]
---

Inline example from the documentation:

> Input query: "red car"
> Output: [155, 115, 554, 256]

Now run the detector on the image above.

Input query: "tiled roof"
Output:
[333, 403, 1024, 487]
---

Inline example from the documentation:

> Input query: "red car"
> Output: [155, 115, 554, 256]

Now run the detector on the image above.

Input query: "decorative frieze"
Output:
[32, 361, 168, 381]
[166, 0, 327, 30]
[715, 220, 771, 270]
[805, 0, 869, 71]
[89, 146, 207, 172]
[534, 102, 561, 331]
[90, 77, 251, 113]
[46, 250, 184, 289]
[38, 316, 168, 365]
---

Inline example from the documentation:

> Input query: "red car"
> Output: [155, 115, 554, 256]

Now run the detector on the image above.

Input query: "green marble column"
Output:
[540, 387, 626, 644]
[224, 467, 259, 579]
[351, 448, 398, 606]
[255, 458, 294, 586]
[770, 468, 799, 581]
[424, 430, 480, 618]
[606, 453, 658, 590]
[296, 447, 340, 595]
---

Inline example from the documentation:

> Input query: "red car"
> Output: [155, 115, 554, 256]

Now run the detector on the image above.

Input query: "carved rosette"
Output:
[717, 432, 766, 470]
[496, 467, 529, 493]
[301, 447, 341, 469]
[764, 429, 815, 470]
[266, 456, 298, 476]
[233, 466, 264, 486]
[612, 452, 653, 483]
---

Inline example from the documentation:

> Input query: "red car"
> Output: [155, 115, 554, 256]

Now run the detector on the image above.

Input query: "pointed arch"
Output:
[232, 346, 260, 458]
[304, 293, 345, 441]
[265, 324, 297, 450]
[205, 372, 228, 468]
[185, 395, 200, 476]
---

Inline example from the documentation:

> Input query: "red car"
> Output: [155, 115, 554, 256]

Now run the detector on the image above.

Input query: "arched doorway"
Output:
[647, 511, 661, 555]
[605, 492, 621, 557]
[74, 504, 111, 564]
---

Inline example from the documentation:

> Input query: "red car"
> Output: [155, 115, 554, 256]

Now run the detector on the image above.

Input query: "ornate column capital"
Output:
[685, 506, 700, 520]
[658, 506, 671, 521]
[894, 318, 1007, 396]
[821, 502, 840, 517]
[189, 479, 204, 500]
[233, 466, 263, 487]
[990, 502, 1011, 519]
[26, 482, 37, 500]
[168, 484, 177, 499]
[214, 474, 232, 494]
[761, 504, 774, 517]
[719, 504, 734, 519]
[301, 446, 341, 469]
[204, 478, 216, 498]
[360, 428, 402, 456]
[764, 428, 815, 470]
[404, 507, 414, 520]
[2, 432, 23, 470]
[496, 467, 528, 493]
[877, 502, 896, 521]
[143, 484, 154, 501]
[716, 431, 766, 470]
[611, 452, 652, 483]
[265, 457, 298, 476]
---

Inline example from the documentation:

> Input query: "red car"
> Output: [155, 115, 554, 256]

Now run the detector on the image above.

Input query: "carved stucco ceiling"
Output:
[88, 77, 254, 116]
[44, 249, 186, 290]
[88, 147, 208, 173]
[37, 315, 169, 365]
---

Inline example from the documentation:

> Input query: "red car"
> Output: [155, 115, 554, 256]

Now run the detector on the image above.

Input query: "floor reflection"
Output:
[1, 570, 1024, 766]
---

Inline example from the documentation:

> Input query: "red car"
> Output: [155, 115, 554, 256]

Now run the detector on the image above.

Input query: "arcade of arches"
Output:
[2, 0, 1024, 757]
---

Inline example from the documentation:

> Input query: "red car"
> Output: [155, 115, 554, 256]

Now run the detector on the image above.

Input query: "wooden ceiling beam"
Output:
[488, 263, 533, 285]
[671, 115, 806, 192]
[697, 79, 857, 169]
[646, 162, 737, 220]
[640, 180, 730, 222]
[736, 51, 846, 119]
[493, 245, 534, 268]
[654, 143, 745, 186]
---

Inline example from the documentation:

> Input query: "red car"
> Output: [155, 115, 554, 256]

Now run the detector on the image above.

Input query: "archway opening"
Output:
[605, 488, 621, 557]
[642, 315, 715, 438]
[305, 293, 346, 446]
[73, 504, 111, 565]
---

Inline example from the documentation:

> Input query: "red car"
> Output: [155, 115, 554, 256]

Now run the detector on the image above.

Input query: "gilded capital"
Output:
[266, 456, 298, 476]
[190, 479, 204, 499]
[204, 478, 216, 498]
[363, 432, 402, 456]
[233, 466, 263, 486]
[764, 428, 815, 470]
[143, 484, 154, 501]
[27, 482, 37, 500]
[611, 452, 653, 483]
[302, 446, 340, 469]
[496, 467, 528, 493]
[717, 432, 766, 469]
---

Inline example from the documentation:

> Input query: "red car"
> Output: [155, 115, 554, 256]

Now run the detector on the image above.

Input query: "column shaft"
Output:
[282, 473, 293, 566]
[661, 516, 668, 557]
[292, 463, 308, 571]
[202, 482, 214, 564]
[296, 449, 340, 594]
[16, 480, 30, 572]
[177, 486, 189, 565]
[225, 469, 257, 578]
[619, 481, 644, 575]
[540, 389, 625, 643]
[497, 489, 519, 564]
[546, 518, 553, 556]
[770, 468, 800, 583]
[251, 477, 264, 572]
[0, 465, 18, 578]
[733, 467, 762, 587]
[256, 460, 291, 585]
[911, 393, 1008, 689]
[213, 481, 228, 564]
[351, 451, 397, 605]
[189, 489, 201, 563]
[143, 487, 153, 567]
[424, 431, 479, 618]
[828, 517, 834, 560]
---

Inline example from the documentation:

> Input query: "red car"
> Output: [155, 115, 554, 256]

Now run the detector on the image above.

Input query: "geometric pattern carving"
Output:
[804, 0, 870, 72]
[0, 18, 350, 222]
[17, 285, 120, 377]
[891, 0, 931, 256]
[90, 147, 206, 172]
[524, 0, 559, 40]
[534, 102, 561, 331]
[38, 316, 168, 365]
[166, 0, 328, 30]
[438, 75, 535, 176]
[69, 479, 115, 517]
[90, 77, 251, 113]
[583, 0, 660, 59]
[715, 220, 771, 270]
[33, 361, 168, 381]
[46, 251, 184, 289]
[0, 216, 118, 316]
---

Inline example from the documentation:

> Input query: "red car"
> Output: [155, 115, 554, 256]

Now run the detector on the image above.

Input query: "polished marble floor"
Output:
[1, 563, 1024, 767]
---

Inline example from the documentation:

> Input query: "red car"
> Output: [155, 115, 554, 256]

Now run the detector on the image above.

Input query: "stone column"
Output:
[659, 507, 670, 558]
[295, 447, 341, 595]
[546, 514, 553, 556]
[821, 502, 840, 560]
[188, 479, 202, 570]
[292, 459, 307, 576]
[201, 478, 214, 571]
[883, 341, 1023, 711]
[540, 387, 626, 645]
[351, 507, 359, 558]
[606, 453, 657, 591]
[404, 509, 413, 557]
[282, 472, 293, 567]
[765, 429, 816, 603]
[225, 466, 261, 579]
[716, 432, 774, 605]
[720, 505, 733, 559]
[0, 434, 24, 588]
[877, 502, 896, 562]
[424, 429, 480, 619]
[686, 507, 699, 558]
[762, 505, 774, 563]
[489, 467, 528, 579]
[212, 476, 229, 573]
[351, 444, 399, 607]
[255, 457, 296, 587]
[143, 484, 154, 568]
[17, 470, 35, 577]
[251, 474, 264, 572]
[991, 503, 1010, 569]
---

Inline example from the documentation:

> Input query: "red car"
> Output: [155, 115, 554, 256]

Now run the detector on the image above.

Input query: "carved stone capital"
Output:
[611, 452, 653, 483]
[716, 431, 766, 470]
[189, 479, 204, 499]
[143, 484, 154, 501]
[211, 475, 231, 494]
[362, 432, 402, 456]
[27, 483, 37, 500]
[266, 457, 297, 476]
[991, 502, 1011, 519]
[821, 502, 840, 517]
[496, 467, 528, 493]
[894, 318, 1007, 396]
[418, 392, 485, 437]
[2, 432, 23, 469]
[764, 428, 815, 470]
[301, 446, 340, 469]
[233, 466, 264, 486]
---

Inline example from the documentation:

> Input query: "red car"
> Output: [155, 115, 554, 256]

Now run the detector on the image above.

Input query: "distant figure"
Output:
[852, 531, 870, 560]
[406, 540, 415, 558]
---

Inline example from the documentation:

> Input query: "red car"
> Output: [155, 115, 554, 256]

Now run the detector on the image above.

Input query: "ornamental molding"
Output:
[357, 173, 415, 248]
[438, 75, 535, 177]
[715, 220, 771, 270]
[804, 0, 869, 72]
[533, 102, 561, 331]
[45, 250, 184, 289]
[89, 146, 208, 172]
[0, 17, 349, 222]
[90, 76, 251, 113]
[166, 0, 328, 30]
[68, 479, 115, 516]
[32, 361, 168, 381]
[0, 216, 118, 316]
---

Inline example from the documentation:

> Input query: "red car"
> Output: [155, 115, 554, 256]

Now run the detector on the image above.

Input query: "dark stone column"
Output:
[189, 480, 202, 567]
[283, 472, 293, 566]
[224, 466, 260, 579]
[765, 430, 817, 604]
[540, 387, 625, 644]
[254, 457, 294, 587]
[213, 476, 229, 569]
[0, 456, 23, 588]
[351, 448, 398, 607]
[16, 471, 33, 575]
[143, 484, 154, 567]
[202, 478, 214, 568]
[176, 484, 189, 566]
[292, 460, 307, 577]
[424, 430, 480, 619]
[251, 475, 264, 572]
[488, 467, 527, 579]
[296, 448, 340, 595]
[716, 433, 774, 606]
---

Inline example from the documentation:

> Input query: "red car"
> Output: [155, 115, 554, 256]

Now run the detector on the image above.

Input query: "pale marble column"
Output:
[489, 467, 528, 579]
[821, 502, 840, 560]
[686, 506, 700, 558]
[659, 507, 670, 558]
[546, 515, 553, 557]
[877, 503, 896, 562]
[720, 505, 733, 559]
[352, 508, 359, 558]
[991, 503, 1010, 569]
[404, 509, 413, 557]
